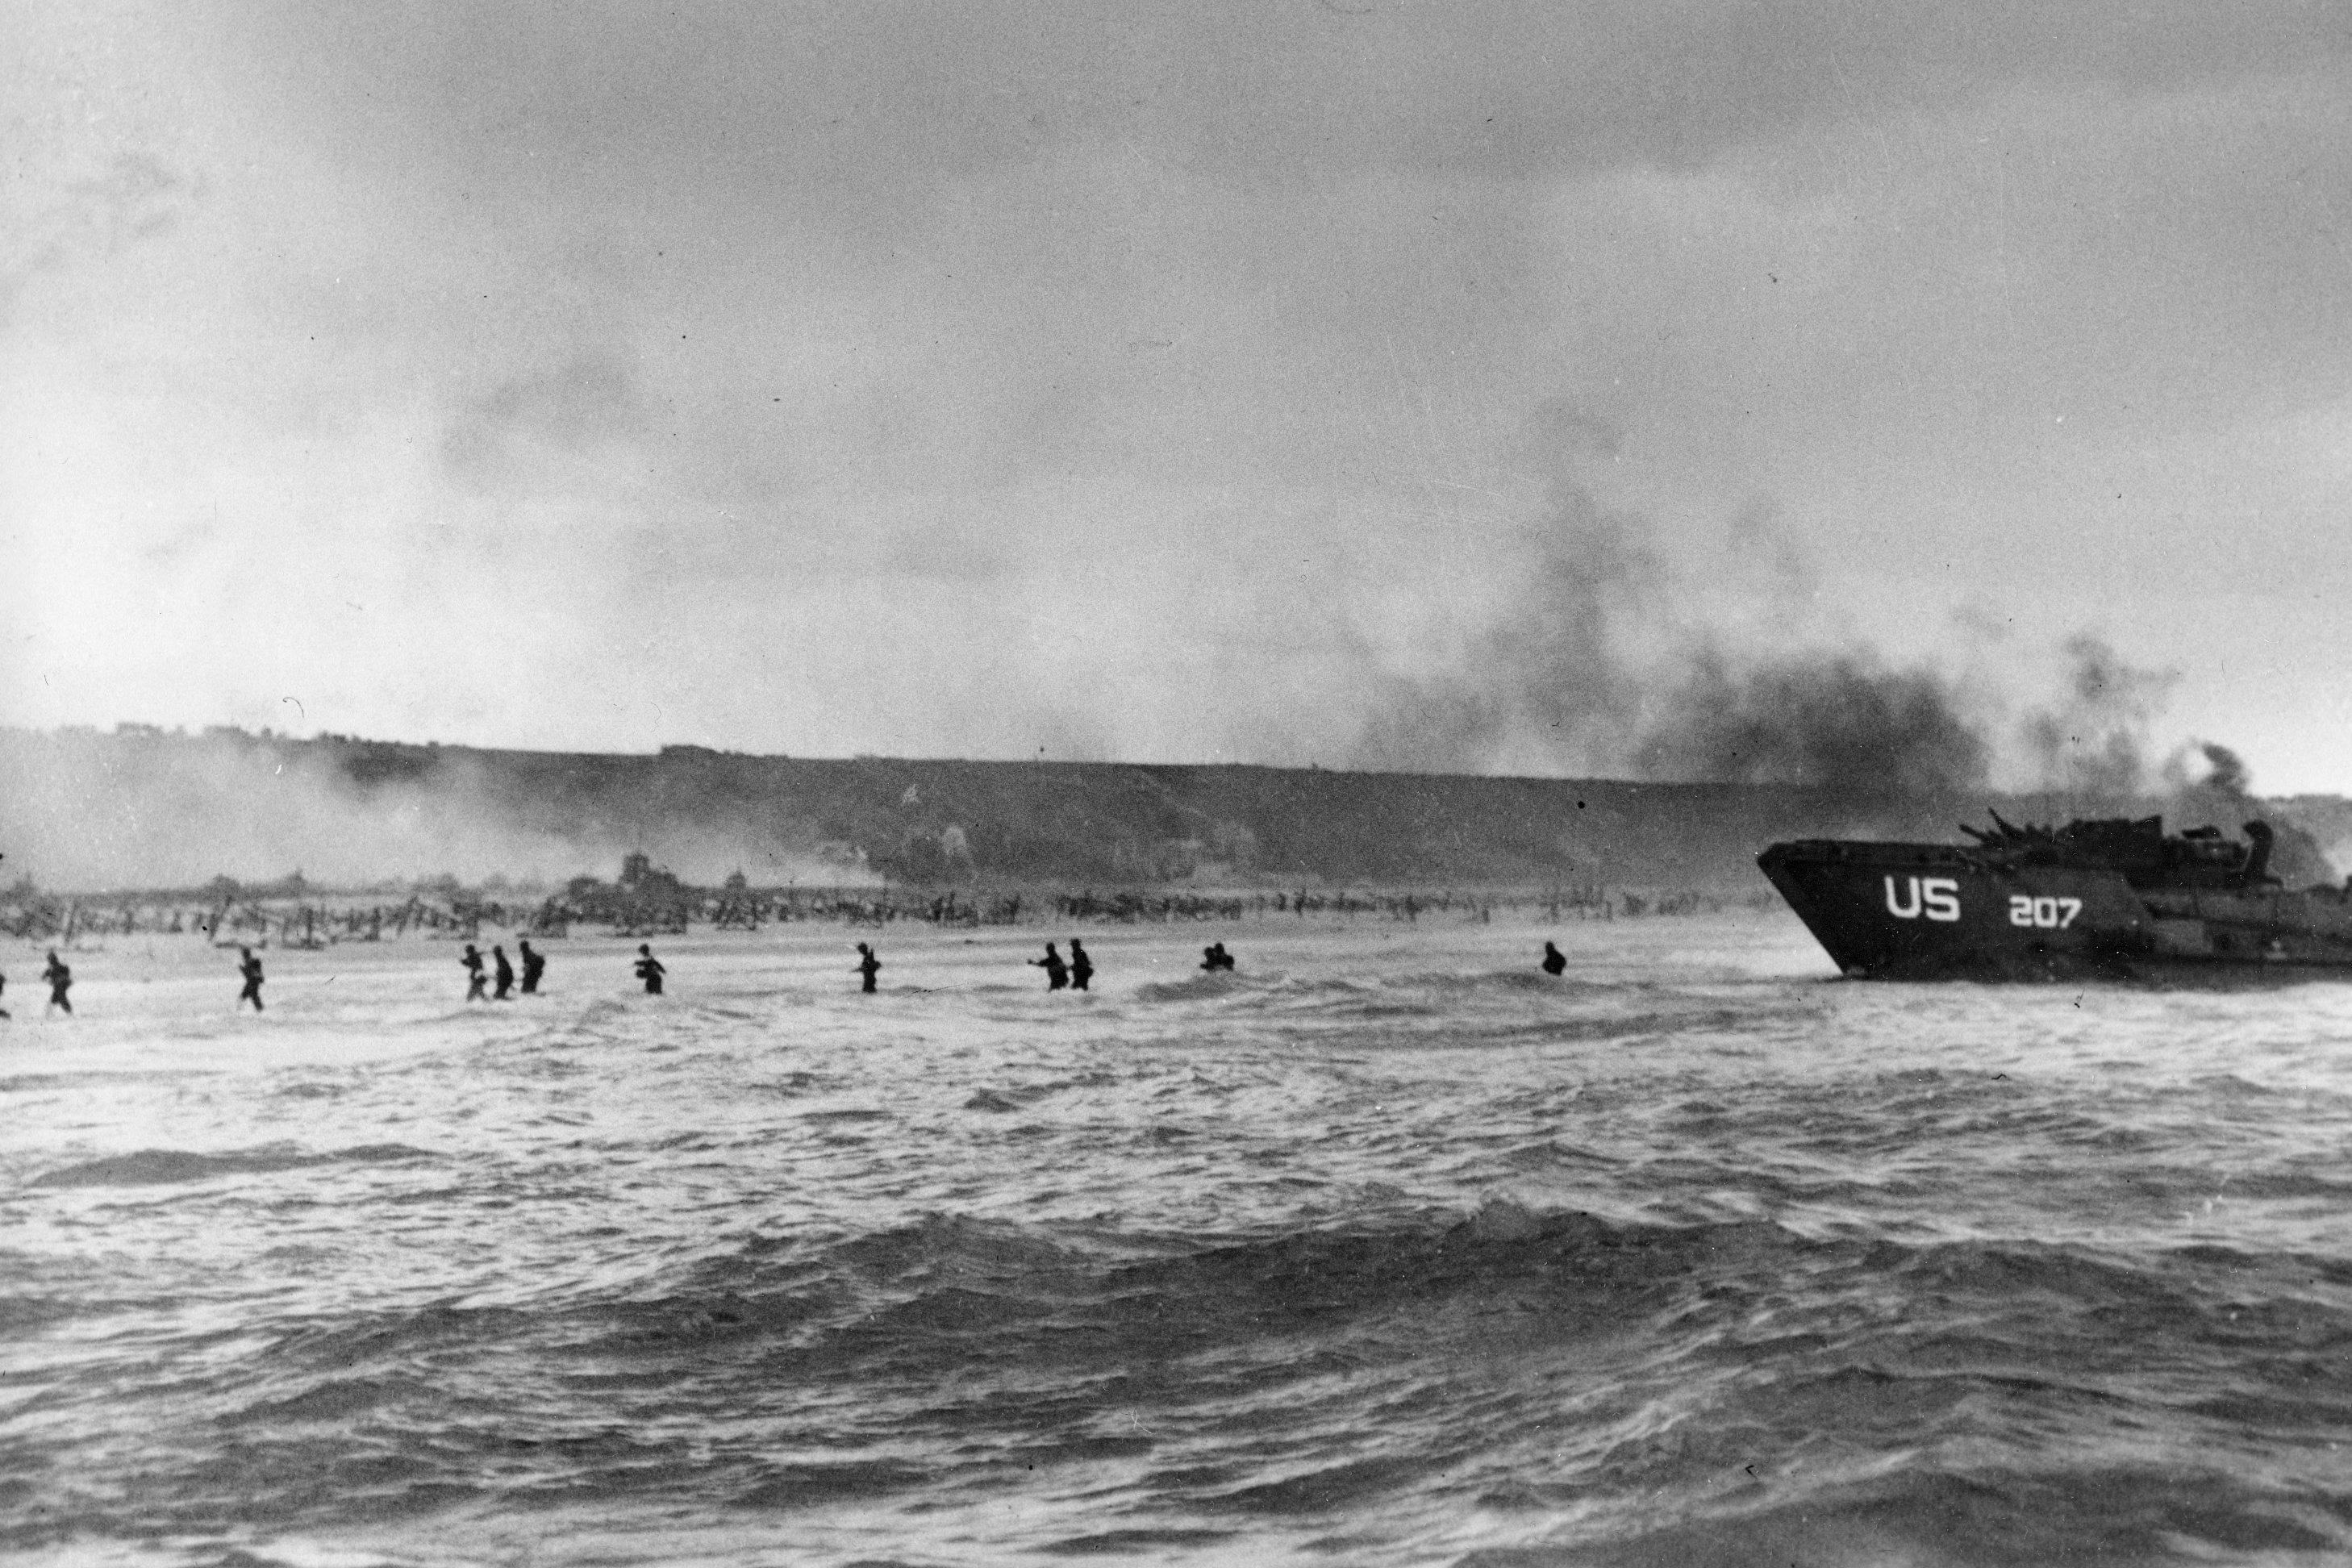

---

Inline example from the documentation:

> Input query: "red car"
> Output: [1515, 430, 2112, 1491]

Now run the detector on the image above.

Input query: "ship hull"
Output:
[1758, 840, 2352, 979]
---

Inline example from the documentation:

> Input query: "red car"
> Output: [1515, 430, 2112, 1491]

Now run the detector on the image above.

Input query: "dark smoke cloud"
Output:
[2008, 652, 2330, 881]
[1352, 478, 1655, 775]
[2187, 740, 2250, 797]
[1341, 437, 2322, 840]
[2156, 740, 2337, 885]
[1635, 649, 1988, 796]
[1348, 436, 1993, 798]
[2018, 633, 2179, 798]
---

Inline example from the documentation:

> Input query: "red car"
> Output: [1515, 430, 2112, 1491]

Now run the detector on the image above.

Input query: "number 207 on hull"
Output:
[2009, 895, 2082, 928]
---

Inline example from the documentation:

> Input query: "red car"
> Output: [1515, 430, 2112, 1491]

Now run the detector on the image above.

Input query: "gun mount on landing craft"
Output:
[1954, 811, 2276, 890]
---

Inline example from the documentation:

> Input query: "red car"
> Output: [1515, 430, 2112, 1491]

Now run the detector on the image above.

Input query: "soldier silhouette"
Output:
[1030, 942, 1069, 990]
[1541, 940, 1566, 976]
[43, 950, 72, 1015]
[1068, 939, 1093, 991]
[237, 947, 265, 1011]
[856, 942, 881, 993]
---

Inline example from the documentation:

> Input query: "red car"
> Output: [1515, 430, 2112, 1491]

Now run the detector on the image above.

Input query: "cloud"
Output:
[2, 149, 196, 320]
[250, 5, 2352, 201]
[7, 2, 2350, 786]
[442, 352, 651, 490]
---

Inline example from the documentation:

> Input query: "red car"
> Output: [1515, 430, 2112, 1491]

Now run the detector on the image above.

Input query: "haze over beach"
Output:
[7, 2, 2352, 789]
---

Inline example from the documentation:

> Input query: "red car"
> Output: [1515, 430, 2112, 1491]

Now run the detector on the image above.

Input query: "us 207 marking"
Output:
[1884, 876, 1960, 922]
[2008, 895, 2081, 928]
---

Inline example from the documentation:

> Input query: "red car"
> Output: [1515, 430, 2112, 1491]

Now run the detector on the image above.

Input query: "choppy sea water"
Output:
[6, 912, 2352, 1566]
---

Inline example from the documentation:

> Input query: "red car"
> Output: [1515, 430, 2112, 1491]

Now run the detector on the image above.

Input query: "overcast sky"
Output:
[7, 2, 2350, 788]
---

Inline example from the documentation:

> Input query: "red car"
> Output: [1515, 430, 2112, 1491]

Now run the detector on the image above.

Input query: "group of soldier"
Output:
[455, 940, 553, 1004]
[857, 938, 1260, 993]
[4, 933, 1578, 1017]
[852, 937, 1566, 993]
[1026, 939, 1095, 990]
[0, 940, 555, 1018]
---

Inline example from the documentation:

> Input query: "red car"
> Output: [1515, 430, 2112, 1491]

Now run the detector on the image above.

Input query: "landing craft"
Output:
[1758, 815, 2352, 978]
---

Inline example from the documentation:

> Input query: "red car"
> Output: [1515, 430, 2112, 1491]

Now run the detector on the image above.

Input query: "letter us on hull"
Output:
[1756, 840, 2153, 977]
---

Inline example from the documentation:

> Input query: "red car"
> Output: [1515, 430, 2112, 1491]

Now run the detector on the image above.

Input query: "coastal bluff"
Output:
[2, 726, 2341, 895]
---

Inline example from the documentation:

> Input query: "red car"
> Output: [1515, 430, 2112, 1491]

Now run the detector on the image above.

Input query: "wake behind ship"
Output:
[1758, 813, 2352, 978]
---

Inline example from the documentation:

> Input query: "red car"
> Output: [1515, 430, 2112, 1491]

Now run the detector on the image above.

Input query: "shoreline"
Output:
[2, 881, 1782, 950]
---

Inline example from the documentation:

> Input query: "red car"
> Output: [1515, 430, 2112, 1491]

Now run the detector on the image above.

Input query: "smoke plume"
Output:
[2182, 740, 2250, 797]
[1338, 434, 2328, 874]
[1635, 648, 1987, 797]
[1352, 482, 1654, 776]
[2153, 740, 2337, 886]
[2017, 634, 2179, 799]
[1346, 448, 1995, 799]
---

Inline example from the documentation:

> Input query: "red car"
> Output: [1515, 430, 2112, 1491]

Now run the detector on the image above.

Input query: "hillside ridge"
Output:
[2, 726, 2340, 894]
